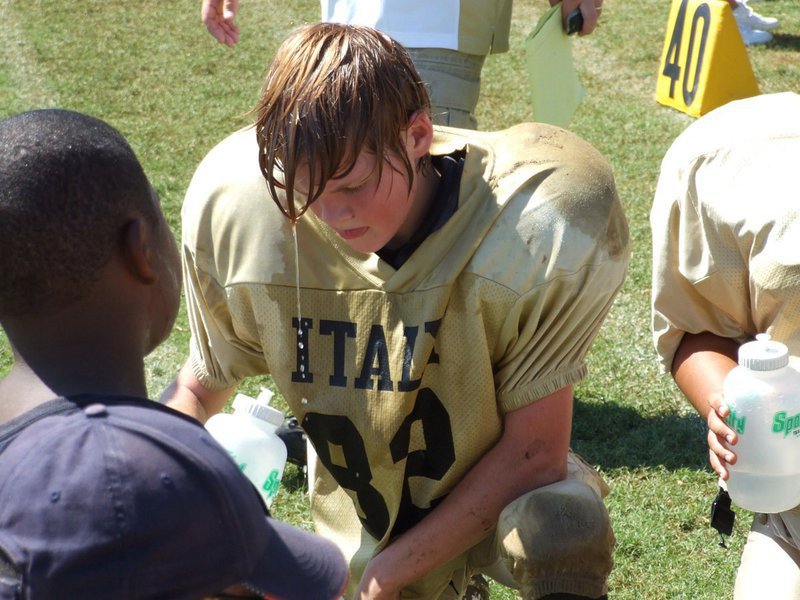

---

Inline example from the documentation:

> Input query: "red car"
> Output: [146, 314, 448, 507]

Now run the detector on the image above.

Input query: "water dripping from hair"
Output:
[292, 221, 307, 381]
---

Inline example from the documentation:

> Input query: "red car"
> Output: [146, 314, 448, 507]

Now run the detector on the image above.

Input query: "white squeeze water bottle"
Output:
[723, 334, 800, 513]
[206, 388, 288, 508]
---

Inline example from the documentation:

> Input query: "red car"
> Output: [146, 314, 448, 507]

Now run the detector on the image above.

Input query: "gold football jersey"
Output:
[651, 92, 800, 372]
[182, 123, 629, 595]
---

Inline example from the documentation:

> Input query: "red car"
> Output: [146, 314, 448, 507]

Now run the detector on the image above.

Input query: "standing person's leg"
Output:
[407, 48, 485, 130]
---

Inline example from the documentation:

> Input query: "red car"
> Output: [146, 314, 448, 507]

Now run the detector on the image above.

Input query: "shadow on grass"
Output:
[572, 396, 708, 471]
[280, 462, 309, 494]
[278, 395, 710, 492]
[770, 33, 800, 51]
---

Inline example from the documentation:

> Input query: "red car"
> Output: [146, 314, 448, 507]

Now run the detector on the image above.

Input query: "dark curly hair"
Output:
[0, 109, 158, 318]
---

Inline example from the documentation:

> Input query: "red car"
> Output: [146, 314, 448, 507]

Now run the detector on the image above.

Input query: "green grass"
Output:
[2, 0, 797, 597]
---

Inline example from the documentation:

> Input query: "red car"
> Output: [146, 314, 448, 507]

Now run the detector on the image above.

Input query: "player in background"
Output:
[651, 92, 800, 599]
[167, 23, 629, 599]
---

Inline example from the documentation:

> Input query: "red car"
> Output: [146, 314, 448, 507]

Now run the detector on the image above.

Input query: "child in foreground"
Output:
[0, 108, 347, 600]
[169, 23, 630, 599]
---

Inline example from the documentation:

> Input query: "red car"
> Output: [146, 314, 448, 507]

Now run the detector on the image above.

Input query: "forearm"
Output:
[369, 438, 566, 590]
[361, 388, 572, 595]
[672, 332, 742, 477]
[161, 360, 235, 423]
[672, 331, 739, 419]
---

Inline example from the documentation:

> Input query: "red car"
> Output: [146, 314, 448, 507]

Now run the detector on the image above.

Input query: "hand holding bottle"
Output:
[706, 391, 738, 480]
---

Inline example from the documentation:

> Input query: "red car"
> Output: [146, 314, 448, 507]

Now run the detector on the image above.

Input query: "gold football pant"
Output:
[734, 510, 800, 599]
[406, 48, 485, 131]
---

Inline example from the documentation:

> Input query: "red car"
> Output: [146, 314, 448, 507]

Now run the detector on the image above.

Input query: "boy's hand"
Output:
[356, 558, 401, 600]
[707, 392, 737, 479]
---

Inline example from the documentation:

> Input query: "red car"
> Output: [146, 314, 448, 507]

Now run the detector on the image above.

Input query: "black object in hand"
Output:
[566, 8, 584, 35]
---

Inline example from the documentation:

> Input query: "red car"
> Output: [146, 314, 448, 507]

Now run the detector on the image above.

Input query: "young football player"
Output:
[651, 92, 800, 599]
[168, 23, 629, 599]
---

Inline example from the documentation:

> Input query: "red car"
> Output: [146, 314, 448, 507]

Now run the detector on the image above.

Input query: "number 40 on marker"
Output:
[656, 0, 759, 117]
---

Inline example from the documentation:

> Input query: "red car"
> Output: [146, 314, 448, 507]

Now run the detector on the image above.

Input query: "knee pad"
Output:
[497, 479, 615, 576]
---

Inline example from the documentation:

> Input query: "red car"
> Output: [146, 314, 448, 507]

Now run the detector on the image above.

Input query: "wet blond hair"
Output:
[255, 23, 431, 222]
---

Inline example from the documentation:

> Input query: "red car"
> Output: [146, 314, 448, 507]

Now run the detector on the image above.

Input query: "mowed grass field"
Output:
[2, 1, 799, 597]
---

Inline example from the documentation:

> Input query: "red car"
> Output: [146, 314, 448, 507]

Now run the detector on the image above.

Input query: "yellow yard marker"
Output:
[656, 0, 759, 117]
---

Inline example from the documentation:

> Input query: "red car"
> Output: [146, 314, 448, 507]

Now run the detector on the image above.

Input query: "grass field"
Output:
[2, 0, 799, 597]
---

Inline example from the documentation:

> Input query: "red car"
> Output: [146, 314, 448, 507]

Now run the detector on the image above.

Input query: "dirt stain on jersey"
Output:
[490, 124, 629, 262]
[546, 143, 629, 261]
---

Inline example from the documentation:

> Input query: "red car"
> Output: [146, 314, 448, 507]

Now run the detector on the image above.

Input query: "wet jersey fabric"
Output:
[182, 123, 630, 592]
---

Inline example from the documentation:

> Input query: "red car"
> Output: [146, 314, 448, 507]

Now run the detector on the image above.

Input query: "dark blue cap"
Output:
[0, 401, 348, 599]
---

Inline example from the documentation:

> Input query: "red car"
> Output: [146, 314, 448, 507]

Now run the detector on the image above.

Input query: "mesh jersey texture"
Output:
[182, 122, 630, 593]
[651, 92, 800, 372]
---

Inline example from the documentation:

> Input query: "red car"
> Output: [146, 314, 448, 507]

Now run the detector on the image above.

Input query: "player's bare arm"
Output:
[162, 360, 236, 423]
[356, 386, 573, 598]
[672, 331, 739, 478]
